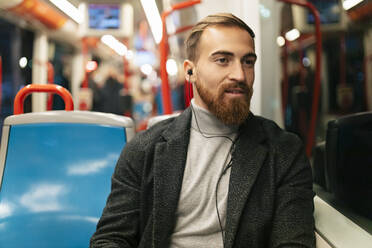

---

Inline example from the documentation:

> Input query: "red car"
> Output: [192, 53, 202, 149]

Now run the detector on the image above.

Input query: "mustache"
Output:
[218, 82, 251, 94]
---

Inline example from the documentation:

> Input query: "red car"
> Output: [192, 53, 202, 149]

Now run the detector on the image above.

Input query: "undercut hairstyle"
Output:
[185, 13, 255, 62]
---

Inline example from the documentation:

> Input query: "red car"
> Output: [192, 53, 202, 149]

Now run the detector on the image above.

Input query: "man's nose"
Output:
[229, 62, 245, 81]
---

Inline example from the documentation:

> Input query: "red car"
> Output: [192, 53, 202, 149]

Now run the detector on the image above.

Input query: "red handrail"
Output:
[82, 38, 89, 89]
[14, 84, 74, 115]
[277, 0, 322, 157]
[171, 25, 195, 36]
[159, 0, 201, 114]
[169, 25, 196, 108]
[46, 62, 55, 110]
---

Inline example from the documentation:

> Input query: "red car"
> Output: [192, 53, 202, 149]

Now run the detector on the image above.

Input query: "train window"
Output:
[306, 0, 341, 24]
[277, 0, 372, 242]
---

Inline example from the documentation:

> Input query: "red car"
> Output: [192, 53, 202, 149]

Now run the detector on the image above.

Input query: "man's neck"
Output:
[190, 99, 238, 135]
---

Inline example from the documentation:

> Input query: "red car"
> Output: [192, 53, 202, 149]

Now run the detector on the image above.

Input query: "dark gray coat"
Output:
[90, 108, 315, 248]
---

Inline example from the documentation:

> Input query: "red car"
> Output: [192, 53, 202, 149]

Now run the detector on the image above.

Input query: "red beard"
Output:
[194, 81, 253, 125]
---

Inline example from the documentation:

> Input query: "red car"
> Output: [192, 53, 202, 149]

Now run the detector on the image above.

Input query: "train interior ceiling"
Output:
[0, 0, 371, 246]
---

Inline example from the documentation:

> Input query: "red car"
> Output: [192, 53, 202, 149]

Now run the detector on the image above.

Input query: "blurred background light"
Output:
[49, 0, 83, 23]
[285, 28, 300, 41]
[19, 57, 27, 68]
[86, 61, 98, 72]
[140, 64, 153, 76]
[140, 0, 163, 44]
[166, 59, 178, 76]
[101, 35, 127, 56]
[342, 0, 364, 10]
[276, 36, 285, 47]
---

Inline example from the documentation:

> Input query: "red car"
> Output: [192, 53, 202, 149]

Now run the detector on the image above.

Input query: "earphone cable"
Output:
[215, 144, 235, 245]
[190, 103, 240, 246]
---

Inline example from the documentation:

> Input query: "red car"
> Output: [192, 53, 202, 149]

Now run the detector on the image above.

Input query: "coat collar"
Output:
[160, 108, 192, 142]
[224, 113, 268, 248]
[152, 109, 268, 248]
[152, 108, 192, 248]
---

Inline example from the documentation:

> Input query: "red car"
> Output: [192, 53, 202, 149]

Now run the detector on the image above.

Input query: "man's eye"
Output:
[243, 59, 255, 66]
[215, 57, 229, 64]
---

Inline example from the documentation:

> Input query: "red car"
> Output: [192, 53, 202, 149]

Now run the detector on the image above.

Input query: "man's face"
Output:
[191, 25, 257, 125]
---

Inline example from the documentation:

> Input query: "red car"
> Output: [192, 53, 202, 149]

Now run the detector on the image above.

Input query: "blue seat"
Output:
[0, 111, 134, 247]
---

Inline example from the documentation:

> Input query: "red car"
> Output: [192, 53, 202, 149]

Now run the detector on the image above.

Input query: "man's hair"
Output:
[185, 13, 255, 62]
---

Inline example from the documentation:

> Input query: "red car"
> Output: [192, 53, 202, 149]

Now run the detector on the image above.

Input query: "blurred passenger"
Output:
[100, 70, 126, 115]
[102, 73, 122, 114]
[131, 73, 155, 129]
[91, 13, 315, 248]
[52, 62, 71, 110]
[87, 70, 104, 112]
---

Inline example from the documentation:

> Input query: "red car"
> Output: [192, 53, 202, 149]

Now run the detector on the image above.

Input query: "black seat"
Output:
[325, 112, 372, 219]
[312, 141, 327, 190]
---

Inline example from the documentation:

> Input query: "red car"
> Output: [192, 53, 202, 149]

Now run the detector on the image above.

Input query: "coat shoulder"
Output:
[253, 115, 303, 151]
[125, 117, 176, 152]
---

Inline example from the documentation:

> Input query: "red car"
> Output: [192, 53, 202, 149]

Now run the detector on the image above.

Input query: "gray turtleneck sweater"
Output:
[170, 100, 238, 248]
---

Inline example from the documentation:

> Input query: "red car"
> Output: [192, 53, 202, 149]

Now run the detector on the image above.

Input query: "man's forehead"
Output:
[199, 25, 255, 55]
[201, 25, 254, 43]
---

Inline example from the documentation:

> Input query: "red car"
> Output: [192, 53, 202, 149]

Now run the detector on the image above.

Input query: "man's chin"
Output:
[212, 98, 251, 125]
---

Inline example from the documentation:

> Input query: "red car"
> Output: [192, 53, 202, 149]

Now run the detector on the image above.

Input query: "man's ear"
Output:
[183, 60, 195, 82]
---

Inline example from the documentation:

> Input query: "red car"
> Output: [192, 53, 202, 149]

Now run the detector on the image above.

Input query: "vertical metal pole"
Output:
[31, 31, 48, 112]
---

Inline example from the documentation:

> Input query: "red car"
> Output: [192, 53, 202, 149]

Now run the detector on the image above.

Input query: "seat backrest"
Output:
[325, 111, 372, 219]
[312, 141, 327, 190]
[0, 111, 134, 247]
[146, 112, 181, 129]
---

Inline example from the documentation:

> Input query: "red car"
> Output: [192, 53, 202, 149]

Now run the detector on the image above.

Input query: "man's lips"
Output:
[225, 88, 247, 94]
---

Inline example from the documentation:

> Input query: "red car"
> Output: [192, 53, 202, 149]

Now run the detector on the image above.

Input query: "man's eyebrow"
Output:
[210, 51, 257, 60]
[243, 52, 257, 60]
[210, 51, 234, 57]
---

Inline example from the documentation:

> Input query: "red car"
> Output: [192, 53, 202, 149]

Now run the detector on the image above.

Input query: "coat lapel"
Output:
[153, 109, 192, 248]
[224, 114, 268, 248]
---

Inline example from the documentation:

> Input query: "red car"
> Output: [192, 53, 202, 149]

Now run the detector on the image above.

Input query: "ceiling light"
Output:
[285, 29, 300, 41]
[101, 35, 127, 56]
[342, 0, 364, 10]
[49, 0, 83, 24]
[140, 0, 163, 44]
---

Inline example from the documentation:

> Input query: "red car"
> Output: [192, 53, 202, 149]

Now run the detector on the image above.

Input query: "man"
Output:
[90, 13, 315, 248]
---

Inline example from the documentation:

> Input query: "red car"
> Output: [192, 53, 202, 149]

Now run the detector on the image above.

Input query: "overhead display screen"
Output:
[88, 4, 121, 30]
